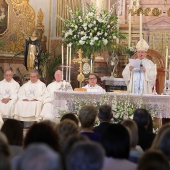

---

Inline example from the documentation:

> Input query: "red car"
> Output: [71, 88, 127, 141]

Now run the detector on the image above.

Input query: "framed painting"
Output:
[0, 0, 8, 35]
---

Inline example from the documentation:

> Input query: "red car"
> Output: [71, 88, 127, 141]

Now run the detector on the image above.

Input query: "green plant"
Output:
[40, 48, 62, 84]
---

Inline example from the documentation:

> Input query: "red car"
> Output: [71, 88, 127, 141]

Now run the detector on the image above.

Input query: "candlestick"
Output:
[140, 12, 142, 40]
[69, 44, 72, 82]
[128, 12, 131, 48]
[166, 46, 168, 70]
[61, 44, 64, 80]
[66, 45, 69, 81]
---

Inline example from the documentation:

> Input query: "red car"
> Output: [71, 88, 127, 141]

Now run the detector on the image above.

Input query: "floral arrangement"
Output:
[59, 3, 124, 56]
[125, 46, 136, 57]
[59, 93, 159, 125]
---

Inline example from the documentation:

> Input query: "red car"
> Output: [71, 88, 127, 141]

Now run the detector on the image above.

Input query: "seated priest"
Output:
[122, 38, 157, 94]
[0, 69, 20, 119]
[14, 70, 46, 122]
[82, 74, 106, 92]
[40, 70, 73, 120]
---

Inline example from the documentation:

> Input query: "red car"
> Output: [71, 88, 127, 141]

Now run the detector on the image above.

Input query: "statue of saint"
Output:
[24, 30, 41, 71]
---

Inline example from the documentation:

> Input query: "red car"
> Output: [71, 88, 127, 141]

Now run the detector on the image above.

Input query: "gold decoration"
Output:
[36, 8, 44, 28]
[152, 8, 162, 16]
[56, 0, 82, 37]
[0, 0, 35, 52]
[167, 8, 170, 17]
[73, 49, 89, 83]
[137, 8, 143, 16]
[144, 8, 151, 16]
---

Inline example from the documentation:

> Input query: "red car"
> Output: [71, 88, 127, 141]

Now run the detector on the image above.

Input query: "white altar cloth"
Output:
[53, 91, 170, 118]
[101, 76, 126, 86]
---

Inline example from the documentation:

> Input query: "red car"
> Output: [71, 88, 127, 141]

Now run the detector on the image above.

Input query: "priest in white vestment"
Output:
[82, 74, 106, 92]
[122, 39, 157, 94]
[0, 69, 19, 123]
[14, 70, 46, 121]
[40, 70, 73, 120]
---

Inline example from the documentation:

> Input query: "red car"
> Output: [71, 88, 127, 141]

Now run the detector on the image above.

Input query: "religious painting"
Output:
[0, 0, 8, 35]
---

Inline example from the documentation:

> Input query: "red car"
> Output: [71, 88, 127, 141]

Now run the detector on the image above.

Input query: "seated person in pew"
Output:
[40, 70, 73, 120]
[82, 74, 106, 93]
[14, 70, 46, 122]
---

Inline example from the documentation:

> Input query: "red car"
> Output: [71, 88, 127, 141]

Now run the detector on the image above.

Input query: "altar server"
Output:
[122, 39, 156, 94]
[14, 70, 46, 121]
[40, 70, 73, 120]
[0, 69, 20, 119]
[82, 74, 106, 93]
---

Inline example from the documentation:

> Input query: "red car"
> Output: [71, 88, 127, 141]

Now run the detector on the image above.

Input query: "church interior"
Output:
[0, 0, 170, 169]
[0, 0, 169, 93]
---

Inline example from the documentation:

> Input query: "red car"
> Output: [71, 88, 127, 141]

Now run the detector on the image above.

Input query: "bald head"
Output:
[54, 70, 62, 82]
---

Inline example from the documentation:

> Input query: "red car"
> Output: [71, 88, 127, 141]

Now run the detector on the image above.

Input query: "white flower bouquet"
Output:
[60, 3, 124, 56]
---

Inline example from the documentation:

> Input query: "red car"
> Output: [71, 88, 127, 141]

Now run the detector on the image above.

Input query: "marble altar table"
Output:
[53, 91, 170, 119]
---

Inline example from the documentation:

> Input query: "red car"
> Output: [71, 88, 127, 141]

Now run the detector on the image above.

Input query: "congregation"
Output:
[0, 104, 169, 170]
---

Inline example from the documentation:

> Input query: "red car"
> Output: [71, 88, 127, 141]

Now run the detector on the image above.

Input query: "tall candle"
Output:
[128, 12, 131, 48]
[166, 46, 168, 70]
[69, 44, 72, 82]
[61, 44, 64, 80]
[140, 12, 142, 40]
[66, 45, 69, 81]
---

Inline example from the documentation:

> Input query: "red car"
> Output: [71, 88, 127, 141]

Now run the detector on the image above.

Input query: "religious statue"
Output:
[107, 52, 119, 77]
[24, 30, 41, 71]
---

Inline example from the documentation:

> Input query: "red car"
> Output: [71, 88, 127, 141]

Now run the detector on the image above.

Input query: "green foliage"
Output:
[40, 43, 62, 83]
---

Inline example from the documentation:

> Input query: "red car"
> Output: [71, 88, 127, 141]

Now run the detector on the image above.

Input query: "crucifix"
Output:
[73, 49, 89, 84]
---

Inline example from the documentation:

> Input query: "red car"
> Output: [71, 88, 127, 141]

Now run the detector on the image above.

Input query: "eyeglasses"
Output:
[88, 78, 97, 80]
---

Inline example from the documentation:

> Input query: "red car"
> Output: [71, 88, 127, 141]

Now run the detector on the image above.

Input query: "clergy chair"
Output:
[132, 49, 165, 94]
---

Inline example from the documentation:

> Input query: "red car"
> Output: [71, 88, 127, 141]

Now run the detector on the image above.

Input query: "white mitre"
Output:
[136, 38, 149, 51]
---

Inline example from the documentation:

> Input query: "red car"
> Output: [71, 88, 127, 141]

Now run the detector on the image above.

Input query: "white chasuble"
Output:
[0, 79, 20, 118]
[83, 84, 106, 93]
[14, 80, 46, 121]
[40, 81, 73, 120]
[122, 58, 156, 94]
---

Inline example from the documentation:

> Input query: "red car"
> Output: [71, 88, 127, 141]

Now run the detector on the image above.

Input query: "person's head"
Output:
[4, 69, 13, 82]
[56, 120, 79, 149]
[31, 30, 38, 37]
[151, 124, 170, 150]
[133, 108, 150, 128]
[30, 70, 39, 83]
[79, 105, 98, 128]
[0, 132, 10, 158]
[136, 38, 149, 60]
[54, 70, 62, 82]
[155, 128, 170, 159]
[16, 144, 62, 170]
[137, 50, 147, 60]
[101, 124, 130, 159]
[60, 113, 79, 125]
[137, 150, 169, 170]
[98, 105, 113, 122]
[88, 74, 97, 87]
[66, 141, 105, 170]
[121, 119, 138, 148]
[1, 119, 23, 146]
[23, 121, 59, 152]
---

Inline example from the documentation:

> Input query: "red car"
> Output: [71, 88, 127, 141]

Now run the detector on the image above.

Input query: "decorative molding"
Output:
[0, 0, 35, 53]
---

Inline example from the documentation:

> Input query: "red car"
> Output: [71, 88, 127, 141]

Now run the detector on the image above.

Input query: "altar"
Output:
[53, 91, 170, 119]
[101, 77, 127, 92]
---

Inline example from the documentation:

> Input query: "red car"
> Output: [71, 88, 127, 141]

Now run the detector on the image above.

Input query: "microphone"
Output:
[140, 62, 143, 67]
